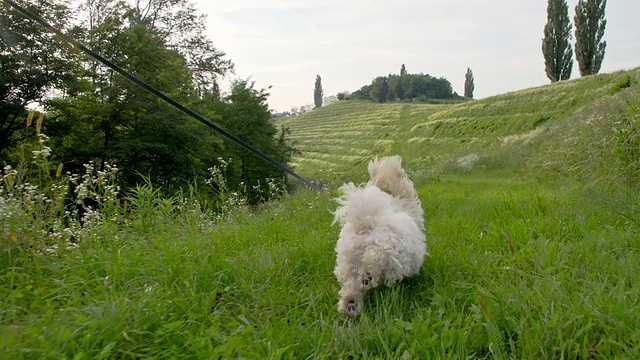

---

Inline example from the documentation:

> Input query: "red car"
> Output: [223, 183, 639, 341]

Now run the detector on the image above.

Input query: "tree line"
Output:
[310, 64, 475, 111]
[333, 64, 462, 104]
[542, 0, 608, 82]
[1, 0, 296, 204]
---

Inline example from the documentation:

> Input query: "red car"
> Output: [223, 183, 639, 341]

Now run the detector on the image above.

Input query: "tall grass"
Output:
[1, 174, 638, 358]
[528, 83, 640, 188]
[0, 133, 121, 253]
[1, 69, 640, 358]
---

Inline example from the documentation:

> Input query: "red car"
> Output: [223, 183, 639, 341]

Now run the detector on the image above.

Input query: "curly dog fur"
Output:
[333, 155, 427, 318]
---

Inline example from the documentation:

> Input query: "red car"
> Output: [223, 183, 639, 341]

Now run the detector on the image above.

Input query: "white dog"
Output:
[333, 155, 427, 318]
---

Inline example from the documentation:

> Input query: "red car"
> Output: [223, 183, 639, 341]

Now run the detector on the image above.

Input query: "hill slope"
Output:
[278, 68, 640, 184]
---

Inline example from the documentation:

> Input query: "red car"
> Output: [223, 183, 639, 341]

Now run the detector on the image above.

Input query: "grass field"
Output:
[1, 68, 640, 358]
[278, 68, 640, 183]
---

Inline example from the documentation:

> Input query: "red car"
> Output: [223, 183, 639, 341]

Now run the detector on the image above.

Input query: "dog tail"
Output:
[332, 183, 392, 227]
[367, 155, 417, 200]
[367, 155, 424, 230]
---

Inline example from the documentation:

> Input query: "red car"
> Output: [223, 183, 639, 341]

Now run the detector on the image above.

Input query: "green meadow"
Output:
[2, 68, 640, 358]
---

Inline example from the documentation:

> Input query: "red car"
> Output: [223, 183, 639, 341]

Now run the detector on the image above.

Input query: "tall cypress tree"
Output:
[542, 0, 573, 82]
[314, 75, 323, 108]
[574, 0, 607, 76]
[464, 68, 475, 98]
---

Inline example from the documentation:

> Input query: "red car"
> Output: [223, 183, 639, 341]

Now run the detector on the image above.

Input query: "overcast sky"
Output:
[191, 0, 640, 112]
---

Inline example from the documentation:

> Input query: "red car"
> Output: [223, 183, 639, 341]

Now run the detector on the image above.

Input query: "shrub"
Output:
[337, 91, 349, 101]
[531, 114, 551, 129]
[609, 75, 633, 94]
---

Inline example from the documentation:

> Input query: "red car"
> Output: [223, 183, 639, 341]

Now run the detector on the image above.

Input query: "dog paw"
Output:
[347, 299, 357, 313]
[338, 296, 362, 318]
[345, 299, 361, 318]
[361, 271, 373, 287]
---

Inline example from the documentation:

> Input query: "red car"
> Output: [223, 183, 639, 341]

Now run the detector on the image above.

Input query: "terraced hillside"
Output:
[278, 68, 640, 181]
[277, 101, 442, 180]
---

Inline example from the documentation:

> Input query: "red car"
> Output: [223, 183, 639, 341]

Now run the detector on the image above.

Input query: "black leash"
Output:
[2, 0, 326, 195]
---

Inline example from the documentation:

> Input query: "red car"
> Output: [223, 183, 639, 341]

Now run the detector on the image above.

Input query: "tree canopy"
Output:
[370, 77, 389, 103]
[1, 0, 297, 204]
[0, 0, 75, 157]
[350, 67, 455, 103]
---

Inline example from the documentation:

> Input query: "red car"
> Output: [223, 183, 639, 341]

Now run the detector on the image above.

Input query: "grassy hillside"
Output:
[279, 68, 640, 184]
[2, 68, 640, 358]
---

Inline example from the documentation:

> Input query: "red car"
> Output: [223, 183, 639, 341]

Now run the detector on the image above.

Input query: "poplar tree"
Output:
[464, 68, 475, 98]
[400, 64, 407, 76]
[542, 0, 573, 82]
[574, 0, 607, 76]
[314, 75, 323, 108]
[395, 64, 408, 99]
